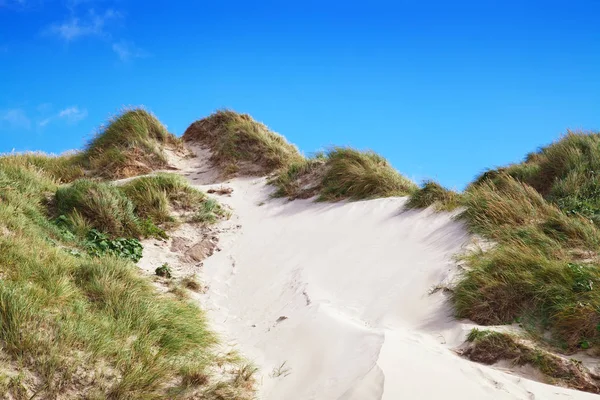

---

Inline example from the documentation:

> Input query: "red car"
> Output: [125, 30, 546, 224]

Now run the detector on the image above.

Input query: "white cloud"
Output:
[58, 106, 88, 123]
[36, 106, 88, 127]
[38, 117, 52, 127]
[47, 9, 121, 41]
[112, 40, 148, 62]
[0, 109, 31, 130]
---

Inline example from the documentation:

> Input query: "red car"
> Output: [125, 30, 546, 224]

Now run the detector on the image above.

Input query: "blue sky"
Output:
[1, 1, 599, 189]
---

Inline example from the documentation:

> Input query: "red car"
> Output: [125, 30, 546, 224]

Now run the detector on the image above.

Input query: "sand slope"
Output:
[148, 147, 598, 399]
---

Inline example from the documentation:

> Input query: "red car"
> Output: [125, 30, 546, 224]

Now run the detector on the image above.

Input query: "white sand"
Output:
[149, 146, 598, 399]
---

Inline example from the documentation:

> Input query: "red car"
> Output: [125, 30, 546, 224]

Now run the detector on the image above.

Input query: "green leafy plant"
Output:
[84, 229, 143, 263]
[155, 263, 172, 278]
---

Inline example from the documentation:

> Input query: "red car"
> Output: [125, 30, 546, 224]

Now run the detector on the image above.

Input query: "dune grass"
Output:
[84, 108, 182, 179]
[405, 180, 462, 211]
[54, 173, 226, 241]
[55, 179, 143, 238]
[119, 173, 215, 228]
[319, 148, 416, 201]
[455, 172, 600, 350]
[183, 110, 303, 176]
[271, 148, 416, 201]
[472, 131, 600, 224]
[0, 152, 85, 183]
[0, 156, 255, 399]
[463, 329, 599, 393]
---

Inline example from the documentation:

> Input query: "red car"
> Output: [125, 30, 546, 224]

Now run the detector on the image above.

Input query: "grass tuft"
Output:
[183, 109, 303, 176]
[119, 173, 206, 229]
[84, 108, 182, 179]
[55, 179, 141, 238]
[271, 148, 416, 201]
[405, 180, 462, 211]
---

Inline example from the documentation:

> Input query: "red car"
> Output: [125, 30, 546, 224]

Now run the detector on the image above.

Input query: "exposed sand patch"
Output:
[139, 146, 598, 399]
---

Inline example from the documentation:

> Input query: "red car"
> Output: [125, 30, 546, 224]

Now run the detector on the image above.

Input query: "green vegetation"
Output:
[55, 178, 142, 237]
[405, 180, 462, 211]
[0, 113, 253, 398]
[472, 131, 600, 223]
[84, 108, 182, 179]
[270, 156, 326, 199]
[156, 263, 173, 278]
[120, 173, 209, 229]
[271, 148, 417, 201]
[183, 109, 303, 176]
[84, 228, 144, 262]
[193, 197, 229, 224]
[319, 148, 416, 201]
[464, 329, 599, 393]
[54, 173, 226, 241]
[455, 155, 600, 351]
[0, 152, 85, 183]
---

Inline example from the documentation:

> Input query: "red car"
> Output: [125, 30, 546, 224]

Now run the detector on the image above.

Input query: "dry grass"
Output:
[405, 180, 462, 211]
[471, 131, 600, 224]
[183, 109, 303, 177]
[271, 148, 416, 201]
[455, 174, 600, 350]
[84, 108, 182, 179]
[55, 179, 142, 238]
[463, 329, 600, 393]
[0, 152, 85, 183]
[119, 173, 210, 230]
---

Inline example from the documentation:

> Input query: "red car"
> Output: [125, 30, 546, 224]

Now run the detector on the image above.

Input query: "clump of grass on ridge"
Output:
[183, 109, 304, 176]
[405, 180, 462, 211]
[319, 148, 416, 201]
[271, 147, 416, 201]
[463, 329, 600, 393]
[471, 131, 600, 224]
[269, 156, 327, 199]
[84, 108, 182, 179]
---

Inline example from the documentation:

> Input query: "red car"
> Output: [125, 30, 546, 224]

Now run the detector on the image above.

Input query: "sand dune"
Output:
[146, 147, 598, 399]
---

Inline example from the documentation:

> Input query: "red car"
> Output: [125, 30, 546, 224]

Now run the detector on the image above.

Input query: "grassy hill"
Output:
[0, 109, 251, 399]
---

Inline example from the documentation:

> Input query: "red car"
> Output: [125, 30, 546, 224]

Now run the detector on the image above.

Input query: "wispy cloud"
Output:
[112, 40, 148, 62]
[47, 9, 121, 41]
[37, 105, 88, 127]
[58, 106, 88, 123]
[0, 109, 31, 130]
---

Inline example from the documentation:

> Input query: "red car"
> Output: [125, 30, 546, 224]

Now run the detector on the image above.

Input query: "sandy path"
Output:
[145, 146, 599, 400]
